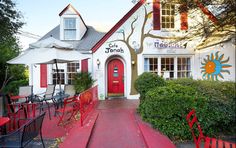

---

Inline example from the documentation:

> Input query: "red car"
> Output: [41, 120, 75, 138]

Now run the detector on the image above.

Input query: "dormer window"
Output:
[59, 4, 87, 40]
[161, 4, 175, 29]
[64, 18, 76, 40]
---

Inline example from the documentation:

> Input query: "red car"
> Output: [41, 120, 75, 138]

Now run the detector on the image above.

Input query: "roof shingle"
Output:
[40, 25, 106, 51]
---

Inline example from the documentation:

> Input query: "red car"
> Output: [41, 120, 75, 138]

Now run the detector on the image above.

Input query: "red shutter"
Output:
[180, 4, 188, 30]
[40, 64, 47, 88]
[153, 0, 161, 30]
[81, 59, 88, 72]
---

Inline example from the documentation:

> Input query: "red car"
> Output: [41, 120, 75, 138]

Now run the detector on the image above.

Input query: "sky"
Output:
[14, 0, 135, 49]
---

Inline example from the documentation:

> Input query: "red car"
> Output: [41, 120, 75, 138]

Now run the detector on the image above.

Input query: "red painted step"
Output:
[59, 111, 99, 148]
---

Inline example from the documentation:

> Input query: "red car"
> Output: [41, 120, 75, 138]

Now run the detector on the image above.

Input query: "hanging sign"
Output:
[105, 43, 124, 53]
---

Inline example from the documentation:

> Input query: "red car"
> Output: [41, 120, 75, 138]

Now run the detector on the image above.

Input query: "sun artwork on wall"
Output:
[201, 51, 232, 80]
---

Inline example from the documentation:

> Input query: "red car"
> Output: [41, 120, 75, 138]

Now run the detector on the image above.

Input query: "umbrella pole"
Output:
[55, 59, 62, 93]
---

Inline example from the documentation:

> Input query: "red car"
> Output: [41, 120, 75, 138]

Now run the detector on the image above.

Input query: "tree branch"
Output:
[0, 66, 13, 92]
[121, 31, 126, 41]
[137, 7, 151, 54]
[127, 17, 138, 44]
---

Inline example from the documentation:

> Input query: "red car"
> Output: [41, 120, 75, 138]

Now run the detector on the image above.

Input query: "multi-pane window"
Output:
[161, 4, 175, 29]
[144, 58, 158, 74]
[64, 18, 76, 40]
[177, 58, 191, 78]
[52, 69, 65, 85]
[161, 58, 174, 79]
[67, 62, 80, 84]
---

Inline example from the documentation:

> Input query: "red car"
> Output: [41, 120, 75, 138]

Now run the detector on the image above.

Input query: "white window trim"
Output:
[161, 3, 176, 30]
[63, 18, 76, 40]
[143, 55, 193, 79]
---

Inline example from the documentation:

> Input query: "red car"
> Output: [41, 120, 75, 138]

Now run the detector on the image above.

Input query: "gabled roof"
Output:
[91, 0, 145, 53]
[91, 0, 218, 53]
[59, 4, 80, 16]
[195, 0, 218, 24]
[59, 4, 87, 29]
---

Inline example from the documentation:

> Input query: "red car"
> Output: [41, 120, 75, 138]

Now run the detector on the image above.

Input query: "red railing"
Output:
[79, 85, 98, 126]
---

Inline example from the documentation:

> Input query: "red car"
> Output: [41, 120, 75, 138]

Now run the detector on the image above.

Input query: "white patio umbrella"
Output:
[7, 37, 81, 92]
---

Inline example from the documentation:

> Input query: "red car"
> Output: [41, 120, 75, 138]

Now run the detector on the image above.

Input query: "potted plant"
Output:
[73, 72, 95, 94]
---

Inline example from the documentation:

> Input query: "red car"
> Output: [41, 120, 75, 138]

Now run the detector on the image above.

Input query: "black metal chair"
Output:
[0, 112, 46, 148]
[33, 84, 55, 119]
[52, 84, 75, 109]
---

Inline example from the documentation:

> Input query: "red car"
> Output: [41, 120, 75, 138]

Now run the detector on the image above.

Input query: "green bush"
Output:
[194, 99, 236, 136]
[139, 79, 236, 141]
[168, 78, 236, 102]
[3, 79, 28, 95]
[138, 84, 200, 141]
[135, 72, 166, 101]
[73, 72, 94, 93]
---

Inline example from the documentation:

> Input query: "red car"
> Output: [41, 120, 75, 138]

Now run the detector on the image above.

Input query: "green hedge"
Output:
[135, 72, 166, 102]
[138, 84, 200, 141]
[167, 78, 235, 101]
[3, 79, 29, 95]
[138, 79, 236, 141]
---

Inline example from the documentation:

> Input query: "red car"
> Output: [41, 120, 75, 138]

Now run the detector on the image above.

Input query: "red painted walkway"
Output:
[88, 109, 146, 148]
[60, 99, 176, 148]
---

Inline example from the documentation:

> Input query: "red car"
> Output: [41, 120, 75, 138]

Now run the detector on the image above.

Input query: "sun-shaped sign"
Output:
[201, 51, 232, 80]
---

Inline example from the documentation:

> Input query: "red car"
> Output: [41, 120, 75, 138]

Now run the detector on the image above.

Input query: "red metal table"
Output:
[0, 117, 10, 134]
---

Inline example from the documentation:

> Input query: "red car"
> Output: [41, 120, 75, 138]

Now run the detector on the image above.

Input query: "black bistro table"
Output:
[53, 93, 70, 109]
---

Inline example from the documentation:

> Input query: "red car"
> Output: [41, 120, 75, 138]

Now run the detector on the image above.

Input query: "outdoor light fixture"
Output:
[96, 59, 100, 69]
[131, 60, 135, 65]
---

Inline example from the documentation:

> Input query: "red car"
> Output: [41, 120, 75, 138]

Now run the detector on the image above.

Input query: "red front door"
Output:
[107, 59, 124, 96]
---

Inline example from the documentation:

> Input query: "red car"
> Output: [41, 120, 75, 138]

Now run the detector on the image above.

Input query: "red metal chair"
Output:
[7, 103, 38, 131]
[10, 85, 33, 104]
[186, 109, 236, 148]
[55, 96, 80, 126]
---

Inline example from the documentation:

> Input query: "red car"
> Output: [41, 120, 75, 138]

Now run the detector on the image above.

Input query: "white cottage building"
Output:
[28, 1, 235, 99]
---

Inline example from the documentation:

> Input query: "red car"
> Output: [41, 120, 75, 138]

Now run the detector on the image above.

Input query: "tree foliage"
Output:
[0, 0, 27, 92]
[132, 0, 235, 42]
[178, 0, 236, 25]
[173, 0, 235, 40]
[0, 0, 24, 42]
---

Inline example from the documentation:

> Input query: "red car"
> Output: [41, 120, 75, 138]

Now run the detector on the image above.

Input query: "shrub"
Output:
[73, 72, 94, 93]
[135, 72, 166, 101]
[138, 84, 200, 141]
[168, 78, 236, 102]
[3, 79, 28, 95]
[139, 79, 236, 141]
[194, 99, 236, 136]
